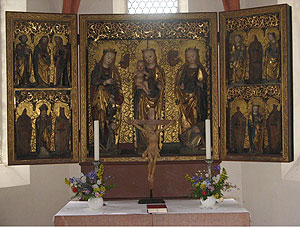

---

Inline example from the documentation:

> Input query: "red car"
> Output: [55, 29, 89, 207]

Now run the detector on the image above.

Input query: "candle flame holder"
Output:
[205, 159, 213, 179]
[93, 160, 101, 172]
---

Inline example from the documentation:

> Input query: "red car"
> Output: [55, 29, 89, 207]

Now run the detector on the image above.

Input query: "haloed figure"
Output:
[230, 34, 246, 83]
[91, 49, 123, 147]
[53, 36, 70, 87]
[15, 35, 33, 86]
[33, 36, 51, 86]
[55, 107, 71, 156]
[248, 105, 264, 154]
[175, 47, 207, 136]
[265, 32, 280, 81]
[36, 104, 52, 158]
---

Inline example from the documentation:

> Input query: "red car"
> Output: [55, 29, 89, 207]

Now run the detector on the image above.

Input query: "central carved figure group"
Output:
[90, 47, 208, 156]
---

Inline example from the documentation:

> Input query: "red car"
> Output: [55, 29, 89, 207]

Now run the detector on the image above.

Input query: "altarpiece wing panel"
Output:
[6, 12, 79, 164]
[219, 4, 293, 162]
[79, 13, 219, 162]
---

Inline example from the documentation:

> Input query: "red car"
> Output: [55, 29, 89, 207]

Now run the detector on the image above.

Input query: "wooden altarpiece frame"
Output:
[79, 13, 219, 163]
[219, 4, 293, 161]
[6, 12, 79, 165]
[6, 4, 293, 165]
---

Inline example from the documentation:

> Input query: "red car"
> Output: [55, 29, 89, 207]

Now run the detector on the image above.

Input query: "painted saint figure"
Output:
[54, 107, 71, 156]
[267, 104, 282, 154]
[248, 105, 264, 154]
[230, 107, 246, 153]
[91, 49, 123, 147]
[248, 35, 263, 84]
[175, 47, 207, 136]
[15, 108, 32, 158]
[53, 36, 70, 87]
[230, 34, 246, 83]
[35, 104, 52, 158]
[265, 32, 280, 81]
[33, 36, 51, 86]
[15, 35, 33, 86]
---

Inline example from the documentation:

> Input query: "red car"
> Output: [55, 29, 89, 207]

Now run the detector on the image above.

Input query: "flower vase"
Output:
[201, 196, 216, 207]
[88, 197, 104, 210]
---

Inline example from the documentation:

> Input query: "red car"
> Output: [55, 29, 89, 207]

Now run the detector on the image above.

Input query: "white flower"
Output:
[80, 172, 84, 177]
[202, 180, 207, 185]
[97, 180, 102, 185]
[81, 176, 86, 183]
[205, 173, 209, 178]
[213, 175, 220, 182]
[92, 184, 98, 189]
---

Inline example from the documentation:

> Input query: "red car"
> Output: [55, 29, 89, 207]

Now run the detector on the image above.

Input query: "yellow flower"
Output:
[214, 193, 220, 199]
[100, 185, 106, 192]
[93, 187, 100, 192]
[200, 184, 206, 189]
[64, 178, 70, 186]
[97, 164, 104, 181]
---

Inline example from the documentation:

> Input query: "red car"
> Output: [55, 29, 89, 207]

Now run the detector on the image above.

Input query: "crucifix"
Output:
[128, 118, 175, 204]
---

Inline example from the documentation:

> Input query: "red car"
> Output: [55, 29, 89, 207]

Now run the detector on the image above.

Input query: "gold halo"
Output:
[15, 33, 33, 47]
[134, 40, 162, 67]
[229, 30, 247, 45]
[266, 97, 280, 114]
[230, 99, 247, 118]
[53, 102, 71, 119]
[179, 39, 207, 65]
[36, 101, 51, 116]
[16, 102, 34, 119]
[33, 33, 50, 46]
[248, 97, 266, 115]
[94, 41, 121, 66]
[247, 29, 265, 46]
[265, 28, 280, 41]
[53, 34, 68, 45]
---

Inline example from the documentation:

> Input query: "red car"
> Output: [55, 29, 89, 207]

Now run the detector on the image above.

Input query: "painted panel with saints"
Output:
[80, 14, 218, 162]
[6, 12, 78, 164]
[220, 4, 293, 161]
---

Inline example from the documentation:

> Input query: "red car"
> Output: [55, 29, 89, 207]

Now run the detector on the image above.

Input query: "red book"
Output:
[147, 204, 168, 213]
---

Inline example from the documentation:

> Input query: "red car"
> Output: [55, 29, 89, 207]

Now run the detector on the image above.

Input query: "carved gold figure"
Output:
[175, 48, 207, 134]
[247, 105, 264, 154]
[134, 48, 165, 148]
[265, 32, 280, 81]
[33, 36, 51, 86]
[15, 35, 34, 87]
[230, 34, 246, 83]
[91, 49, 123, 148]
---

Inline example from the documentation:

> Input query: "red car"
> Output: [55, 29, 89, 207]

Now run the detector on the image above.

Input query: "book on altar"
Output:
[147, 204, 168, 213]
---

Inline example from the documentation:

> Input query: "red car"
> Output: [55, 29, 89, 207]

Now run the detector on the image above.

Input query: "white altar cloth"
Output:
[54, 199, 249, 217]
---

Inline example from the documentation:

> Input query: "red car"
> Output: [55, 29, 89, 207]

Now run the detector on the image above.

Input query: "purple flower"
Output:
[86, 170, 97, 180]
[214, 165, 221, 171]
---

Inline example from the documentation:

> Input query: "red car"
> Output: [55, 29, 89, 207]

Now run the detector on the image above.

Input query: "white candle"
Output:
[205, 119, 211, 160]
[94, 120, 100, 161]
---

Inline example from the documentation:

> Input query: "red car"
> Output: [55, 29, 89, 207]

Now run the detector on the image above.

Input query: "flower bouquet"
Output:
[185, 166, 237, 202]
[65, 164, 116, 201]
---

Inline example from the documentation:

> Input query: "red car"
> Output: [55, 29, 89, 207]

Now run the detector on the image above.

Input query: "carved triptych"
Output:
[6, 4, 292, 165]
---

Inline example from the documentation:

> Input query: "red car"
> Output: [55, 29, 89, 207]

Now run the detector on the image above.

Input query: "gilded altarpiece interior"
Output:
[6, 12, 79, 164]
[79, 13, 219, 162]
[6, 5, 293, 166]
[220, 4, 293, 161]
